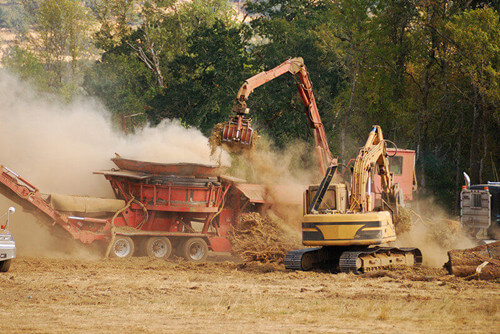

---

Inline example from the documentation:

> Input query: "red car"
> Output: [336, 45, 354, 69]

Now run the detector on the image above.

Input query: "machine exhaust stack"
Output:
[463, 172, 471, 189]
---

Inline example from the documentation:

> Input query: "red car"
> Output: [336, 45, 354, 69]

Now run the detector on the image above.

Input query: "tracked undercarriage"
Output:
[285, 246, 422, 273]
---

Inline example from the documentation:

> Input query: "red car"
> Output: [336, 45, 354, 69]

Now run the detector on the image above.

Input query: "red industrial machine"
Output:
[0, 157, 277, 261]
[220, 57, 336, 176]
[376, 148, 417, 203]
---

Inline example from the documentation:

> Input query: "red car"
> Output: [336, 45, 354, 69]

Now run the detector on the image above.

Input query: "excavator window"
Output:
[388, 156, 403, 175]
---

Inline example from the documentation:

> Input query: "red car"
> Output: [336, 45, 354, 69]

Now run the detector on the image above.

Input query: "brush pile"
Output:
[228, 212, 299, 264]
[445, 241, 500, 280]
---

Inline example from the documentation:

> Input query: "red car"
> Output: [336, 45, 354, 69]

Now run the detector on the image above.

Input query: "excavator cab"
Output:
[304, 183, 349, 215]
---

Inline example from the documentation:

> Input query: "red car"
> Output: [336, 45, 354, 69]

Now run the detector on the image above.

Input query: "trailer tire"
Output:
[145, 237, 172, 259]
[109, 236, 135, 258]
[0, 259, 11, 272]
[181, 238, 208, 262]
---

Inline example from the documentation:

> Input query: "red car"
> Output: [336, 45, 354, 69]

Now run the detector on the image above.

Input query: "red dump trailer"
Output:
[0, 157, 281, 261]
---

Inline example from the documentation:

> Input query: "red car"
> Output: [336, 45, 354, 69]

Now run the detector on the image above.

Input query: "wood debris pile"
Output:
[228, 212, 299, 264]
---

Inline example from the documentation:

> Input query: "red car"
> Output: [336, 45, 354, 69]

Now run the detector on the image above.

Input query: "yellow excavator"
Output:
[217, 57, 421, 273]
[285, 125, 422, 273]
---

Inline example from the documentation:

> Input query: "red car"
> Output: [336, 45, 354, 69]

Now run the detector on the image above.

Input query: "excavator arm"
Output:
[232, 58, 304, 114]
[221, 57, 336, 175]
[350, 125, 396, 213]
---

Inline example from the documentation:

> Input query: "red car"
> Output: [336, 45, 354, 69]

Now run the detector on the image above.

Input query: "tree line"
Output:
[2, 0, 499, 212]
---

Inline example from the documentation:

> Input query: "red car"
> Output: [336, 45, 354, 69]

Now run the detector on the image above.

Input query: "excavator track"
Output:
[339, 247, 422, 273]
[285, 246, 422, 273]
[285, 247, 343, 271]
[284, 248, 323, 271]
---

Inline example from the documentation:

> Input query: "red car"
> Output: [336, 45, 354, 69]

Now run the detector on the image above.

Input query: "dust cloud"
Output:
[0, 200, 103, 258]
[220, 136, 320, 238]
[395, 198, 477, 267]
[0, 71, 229, 197]
[0, 70, 475, 264]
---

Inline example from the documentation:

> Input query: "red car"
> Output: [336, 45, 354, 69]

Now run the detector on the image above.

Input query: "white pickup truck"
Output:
[0, 207, 16, 272]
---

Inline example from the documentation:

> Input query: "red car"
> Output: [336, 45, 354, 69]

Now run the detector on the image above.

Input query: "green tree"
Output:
[244, 0, 342, 151]
[445, 7, 500, 184]
[0, 7, 5, 28]
[84, 0, 238, 124]
[87, 0, 139, 50]
[316, 0, 379, 161]
[3, 0, 95, 98]
[311, 1, 499, 210]
[146, 19, 255, 134]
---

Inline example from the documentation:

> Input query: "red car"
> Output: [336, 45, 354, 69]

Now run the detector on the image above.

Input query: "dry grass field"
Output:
[1, 255, 498, 333]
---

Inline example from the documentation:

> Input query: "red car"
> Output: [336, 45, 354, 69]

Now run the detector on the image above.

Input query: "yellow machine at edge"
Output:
[285, 126, 422, 273]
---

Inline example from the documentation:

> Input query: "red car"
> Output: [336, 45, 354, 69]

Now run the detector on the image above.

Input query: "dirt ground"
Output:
[1, 255, 498, 333]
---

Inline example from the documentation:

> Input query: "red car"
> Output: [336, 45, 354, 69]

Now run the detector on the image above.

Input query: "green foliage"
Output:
[2, 46, 51, 91]
[87, 0, 140, 50]
[84, 0, 238, 123]
[312, 1, 498, 209]
[83, 52, 152, 117]
[244, 0, 341, 150]
[3, 0, 95, 99]
[0, 7, 5, 28]
[446, 7, 500, 109]
[147, 19, 255, 135]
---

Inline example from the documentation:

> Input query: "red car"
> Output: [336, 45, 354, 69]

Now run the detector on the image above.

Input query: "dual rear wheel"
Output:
[109, 236, 208, 262]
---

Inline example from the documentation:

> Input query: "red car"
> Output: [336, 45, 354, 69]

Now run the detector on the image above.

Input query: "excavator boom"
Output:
[350, 125, 396, 213]
[220, 57, 335, 175]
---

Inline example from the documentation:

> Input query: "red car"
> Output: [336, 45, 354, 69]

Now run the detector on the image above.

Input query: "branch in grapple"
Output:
[209, 120, 258, 157]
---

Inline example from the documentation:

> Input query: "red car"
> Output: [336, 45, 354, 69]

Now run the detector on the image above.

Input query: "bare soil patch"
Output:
[1, 256, 498, 333]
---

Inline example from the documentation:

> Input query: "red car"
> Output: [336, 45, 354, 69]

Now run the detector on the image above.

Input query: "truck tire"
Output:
[181, 238, 208, 262]
[110, 236, 135, 258]
[0, 259, 12, 272]
[145, 237, 172, 259]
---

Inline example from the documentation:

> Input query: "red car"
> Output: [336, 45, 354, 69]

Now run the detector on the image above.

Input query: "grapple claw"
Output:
[221, 115, 254, 149]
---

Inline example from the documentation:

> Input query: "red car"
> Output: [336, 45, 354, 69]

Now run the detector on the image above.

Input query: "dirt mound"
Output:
[228, 212, 300, 264]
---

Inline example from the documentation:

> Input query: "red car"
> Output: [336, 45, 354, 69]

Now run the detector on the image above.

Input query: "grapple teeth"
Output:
[220, 116, 254, 148]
